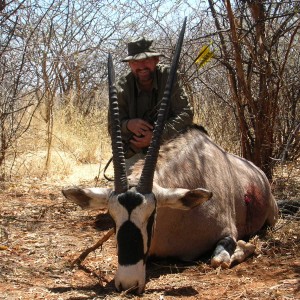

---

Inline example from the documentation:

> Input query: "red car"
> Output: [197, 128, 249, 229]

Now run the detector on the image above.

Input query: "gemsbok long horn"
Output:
[136, 17, 187, 194]
[108, 53, 128, 193]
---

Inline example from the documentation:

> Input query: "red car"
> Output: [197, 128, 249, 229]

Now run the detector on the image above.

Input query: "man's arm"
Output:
[161, 77, 194, 141]
[114, 80, 154, 154]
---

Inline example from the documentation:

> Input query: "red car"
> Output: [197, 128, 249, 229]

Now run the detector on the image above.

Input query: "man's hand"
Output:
[126, 118, 153, 150]
[126, 118, 153, 136]
[130, 129, 153, 149]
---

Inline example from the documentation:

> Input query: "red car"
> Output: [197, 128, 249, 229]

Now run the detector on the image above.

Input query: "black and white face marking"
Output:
[108, 188, 156, 294]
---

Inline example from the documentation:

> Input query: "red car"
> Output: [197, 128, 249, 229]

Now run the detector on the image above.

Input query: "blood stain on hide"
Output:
[244, 184, 268, 234]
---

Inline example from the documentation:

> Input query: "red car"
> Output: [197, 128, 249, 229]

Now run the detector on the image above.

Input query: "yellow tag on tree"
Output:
[195, 45, 214, 68]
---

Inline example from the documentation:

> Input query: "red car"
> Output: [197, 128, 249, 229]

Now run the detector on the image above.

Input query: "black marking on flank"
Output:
[118, 191, 143, 216]
[117, 220, 144, 266]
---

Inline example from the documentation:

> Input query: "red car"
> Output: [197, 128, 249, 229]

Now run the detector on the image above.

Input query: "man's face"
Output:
[128, 57, 159, 84]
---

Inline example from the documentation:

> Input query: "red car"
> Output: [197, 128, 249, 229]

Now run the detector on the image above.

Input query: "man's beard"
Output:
[134, 68, 155, 84]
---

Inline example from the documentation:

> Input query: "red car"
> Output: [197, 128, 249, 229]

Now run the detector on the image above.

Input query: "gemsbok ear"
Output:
[62, 187, 111, 209]
[153, 185, 212, 210]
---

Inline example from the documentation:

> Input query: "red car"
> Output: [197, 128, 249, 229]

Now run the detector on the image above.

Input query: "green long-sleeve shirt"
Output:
[113, 64, 194, 146]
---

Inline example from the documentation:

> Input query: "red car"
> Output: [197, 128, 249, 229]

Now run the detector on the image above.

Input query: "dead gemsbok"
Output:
[62, 19, 278, 294]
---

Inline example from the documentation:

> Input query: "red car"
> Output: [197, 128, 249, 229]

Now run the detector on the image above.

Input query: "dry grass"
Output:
[4, 105, 112, 180]
[272, 160, 300, 202]
[4, 97, 242, 181]
[194, 96, 240, 154]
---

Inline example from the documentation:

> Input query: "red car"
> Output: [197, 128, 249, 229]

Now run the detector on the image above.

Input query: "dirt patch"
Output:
[0, 178, 299, 300]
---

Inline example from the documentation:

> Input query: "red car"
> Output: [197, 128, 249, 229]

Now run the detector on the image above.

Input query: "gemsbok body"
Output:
[62, 19, 278, 294]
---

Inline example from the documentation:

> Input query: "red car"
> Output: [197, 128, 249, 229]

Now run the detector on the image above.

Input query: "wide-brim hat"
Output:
[121, 37, 163, 62]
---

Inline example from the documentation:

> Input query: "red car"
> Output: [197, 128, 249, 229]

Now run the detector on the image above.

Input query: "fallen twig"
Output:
[71, 228, 115, 266]
[77, 264, 110, 284]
